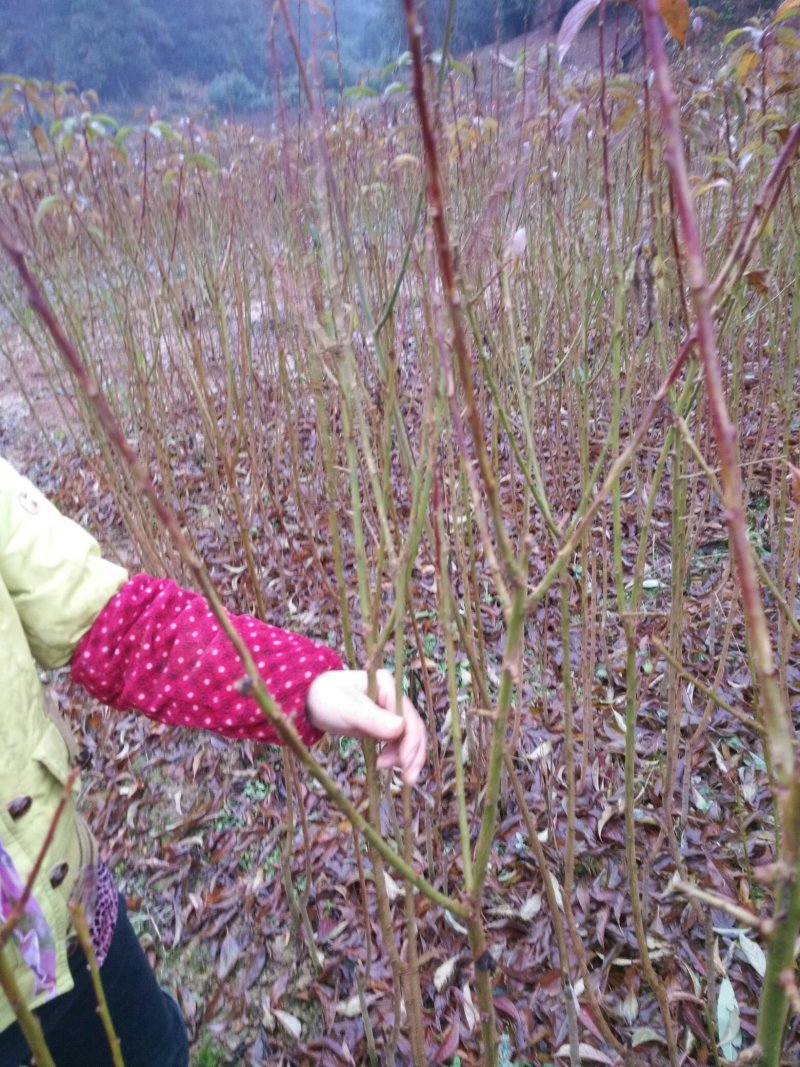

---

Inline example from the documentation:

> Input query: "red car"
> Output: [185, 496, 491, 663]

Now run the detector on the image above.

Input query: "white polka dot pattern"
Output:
[71, 575, 342, 747]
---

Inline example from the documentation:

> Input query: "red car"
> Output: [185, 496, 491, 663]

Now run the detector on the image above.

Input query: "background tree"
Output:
[55, 0, 171, 99]
[0, 0, 775, 105]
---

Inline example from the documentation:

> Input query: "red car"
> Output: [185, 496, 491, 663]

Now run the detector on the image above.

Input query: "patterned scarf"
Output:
[0, 840, 57, 997]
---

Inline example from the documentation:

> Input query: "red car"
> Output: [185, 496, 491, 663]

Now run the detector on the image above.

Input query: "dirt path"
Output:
[0, 329, 70, 469]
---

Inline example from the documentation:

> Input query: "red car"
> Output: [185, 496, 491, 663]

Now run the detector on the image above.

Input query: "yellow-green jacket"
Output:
[0, 456, 127, 1034]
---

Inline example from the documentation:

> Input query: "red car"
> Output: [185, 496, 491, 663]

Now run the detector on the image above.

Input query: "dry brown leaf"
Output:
[659, 0, 689, 46]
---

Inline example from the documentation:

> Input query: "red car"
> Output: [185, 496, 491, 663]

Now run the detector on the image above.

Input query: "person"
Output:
[0, 456, 426, 1067]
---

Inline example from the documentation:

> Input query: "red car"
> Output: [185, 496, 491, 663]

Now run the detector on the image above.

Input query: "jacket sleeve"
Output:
[0, 457, 128, 668]
[71, 575, 343, 746]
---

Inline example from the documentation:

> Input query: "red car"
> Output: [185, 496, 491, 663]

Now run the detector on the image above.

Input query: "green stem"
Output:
[0, 947, 57, 1067]
[471, 586, 526, 897]
[69, 903, 126, 1067]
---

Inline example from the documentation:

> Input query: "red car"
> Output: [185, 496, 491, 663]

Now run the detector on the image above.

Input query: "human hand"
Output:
[305, 668, 426, 785]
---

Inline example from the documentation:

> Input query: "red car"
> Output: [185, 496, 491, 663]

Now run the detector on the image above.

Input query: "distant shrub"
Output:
[500, 0, 539, 36]
[272, 74, 303, 109]
[320, 51, 367, 95]
[207, 70, 267, 113]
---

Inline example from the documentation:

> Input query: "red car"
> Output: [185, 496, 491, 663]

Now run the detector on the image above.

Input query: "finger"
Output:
[376, 703, 423, 784]
[402, 733, 425, 785]
[375, 739, 401, 770]
[340, 687, 405, 741]
[376, 724, 425, 785]
[400, 697, 426, 783]
[375, 744, 419, 786]
[345, 671, 424, 780]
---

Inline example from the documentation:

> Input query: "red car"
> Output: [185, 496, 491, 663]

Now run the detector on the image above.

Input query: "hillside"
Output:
[0, 0, 779, 119]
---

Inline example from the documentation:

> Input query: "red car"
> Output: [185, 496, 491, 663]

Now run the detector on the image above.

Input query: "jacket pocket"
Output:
[31, 720, 74, 786]
[30, 720, 97, 880]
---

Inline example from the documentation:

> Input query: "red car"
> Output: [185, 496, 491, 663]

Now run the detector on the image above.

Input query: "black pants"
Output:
[0, 896, 189, 1067]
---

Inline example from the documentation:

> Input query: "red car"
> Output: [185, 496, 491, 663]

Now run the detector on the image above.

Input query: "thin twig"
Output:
[69, 902, 126, 1067]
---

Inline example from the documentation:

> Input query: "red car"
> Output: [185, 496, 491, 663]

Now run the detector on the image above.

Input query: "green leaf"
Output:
[344, 85, 378, 99]
[34, 194, 66, 227]
[381, 52, 411, 79]
[773, 0, 800, 22]
[90, 113, 119, 130]
[449, 58, 472, 78]
[185, 152, 219, 173]
[723, 27, 750, 45]
[85, 119, 111, 140]
[147, 120, 177, 141]
[691, 786, 711, 813]
[717, 976, 742, 1060]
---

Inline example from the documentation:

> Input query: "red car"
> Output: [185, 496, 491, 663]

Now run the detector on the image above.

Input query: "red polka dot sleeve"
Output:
[70, 575, 342, 747]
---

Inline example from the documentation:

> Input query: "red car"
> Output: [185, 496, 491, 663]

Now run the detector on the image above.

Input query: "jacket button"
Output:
[7, 796, 33, 820]
[49, 862, 69, 888]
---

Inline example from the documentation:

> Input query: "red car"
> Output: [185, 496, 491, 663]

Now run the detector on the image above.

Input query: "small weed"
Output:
[263, 845, 282, 880]
[338, 736, 361, 759]
[193, 1038, 224, 1067]
[243, 778, 272, 801]
[238, 845, 255, 873]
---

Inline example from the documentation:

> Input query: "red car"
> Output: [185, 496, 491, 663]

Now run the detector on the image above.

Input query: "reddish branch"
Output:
[710, 121, 800, 303]
[641, 0, 794, 789]
[640, 2, 800, 1064]
[401, 0, 521, 594]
